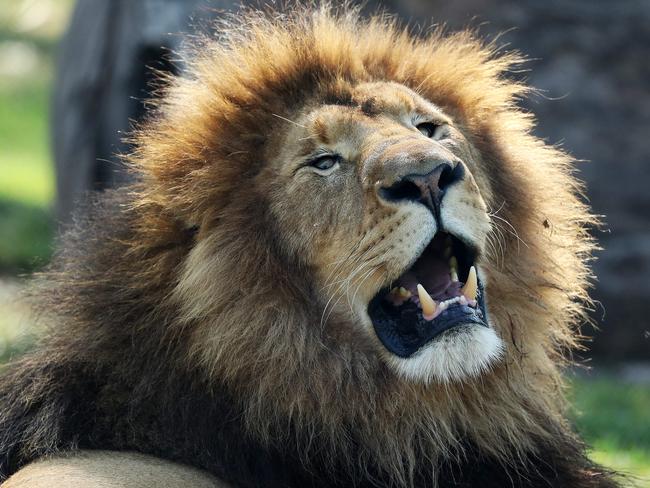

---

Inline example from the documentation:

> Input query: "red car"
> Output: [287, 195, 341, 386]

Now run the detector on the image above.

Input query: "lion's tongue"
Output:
[399, 251, 453, 300]
[399, 266, 450, 300]
[381, 233, 480, 320]
[383, 244, 469, 319]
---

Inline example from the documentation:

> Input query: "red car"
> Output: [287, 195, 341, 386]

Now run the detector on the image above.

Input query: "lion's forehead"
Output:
[290, 82, 454, 163]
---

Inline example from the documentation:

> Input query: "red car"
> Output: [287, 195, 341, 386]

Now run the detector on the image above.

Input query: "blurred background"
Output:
[0, 0, 648, 481]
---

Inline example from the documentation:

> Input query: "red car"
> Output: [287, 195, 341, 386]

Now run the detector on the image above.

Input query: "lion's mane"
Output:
[0, 4, 616, 487]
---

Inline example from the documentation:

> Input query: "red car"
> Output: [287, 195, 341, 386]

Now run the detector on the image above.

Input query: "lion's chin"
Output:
[386, 325, 504, 384]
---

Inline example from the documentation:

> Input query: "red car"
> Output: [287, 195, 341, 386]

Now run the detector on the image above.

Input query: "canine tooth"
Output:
[417, 284, 437, 320]
[398, 287, 411, 299]
[462, 266, 478, 301]
[449, 256, 459, 281]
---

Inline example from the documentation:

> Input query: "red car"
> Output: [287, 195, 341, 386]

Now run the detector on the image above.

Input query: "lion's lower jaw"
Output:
[387, 325, 504, 384]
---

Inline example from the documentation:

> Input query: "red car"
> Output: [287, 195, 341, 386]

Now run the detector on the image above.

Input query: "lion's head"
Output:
[265, 79, 501, 384]
[116, 4, 595, 483]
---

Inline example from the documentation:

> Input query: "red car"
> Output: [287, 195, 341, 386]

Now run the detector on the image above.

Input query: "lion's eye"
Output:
[416, 122, 438, 138]
[308, 155, 340, 175]
[416, 122, 445, 140]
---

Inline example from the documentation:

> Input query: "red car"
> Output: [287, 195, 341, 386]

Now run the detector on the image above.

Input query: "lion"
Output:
[0, 4, 618, 488]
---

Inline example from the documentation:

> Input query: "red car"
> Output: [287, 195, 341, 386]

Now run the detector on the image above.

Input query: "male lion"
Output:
[0, 5, 618, 488]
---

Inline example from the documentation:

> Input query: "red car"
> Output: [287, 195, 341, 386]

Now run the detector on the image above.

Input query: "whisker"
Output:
[323, 259, 372, 293]
[347, 265, 379, 312]
[322, 235, 365, 288]
[272, 113, 308, 129]
[487, 200, 528, 251]
[487, 200, 507, 218]
[320, 246, 377, 328]
[322, 250, 367, 292]
[490, 214, 529, 250]
[320, 242, 384, 329]
[484, 235, 498, 267]
[349, 266, 386, 317]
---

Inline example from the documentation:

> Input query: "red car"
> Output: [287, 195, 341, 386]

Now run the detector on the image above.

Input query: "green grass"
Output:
[570, 378, 650, 483]
[0, 79, 54, 272]
[0, 0, 64, 272]
[0, 79, 55, 206]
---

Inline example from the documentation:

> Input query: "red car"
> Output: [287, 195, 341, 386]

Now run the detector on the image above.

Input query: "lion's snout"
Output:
[378, 161, 465, 219]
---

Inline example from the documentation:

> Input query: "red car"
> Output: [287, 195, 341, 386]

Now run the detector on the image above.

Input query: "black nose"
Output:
[379, 162, 464, 215]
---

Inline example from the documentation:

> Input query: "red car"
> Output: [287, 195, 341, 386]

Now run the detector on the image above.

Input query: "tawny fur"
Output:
[0, 4, 617, 487]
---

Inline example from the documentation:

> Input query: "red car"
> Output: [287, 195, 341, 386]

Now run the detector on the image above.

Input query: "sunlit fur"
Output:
[0, 4, 616, 488]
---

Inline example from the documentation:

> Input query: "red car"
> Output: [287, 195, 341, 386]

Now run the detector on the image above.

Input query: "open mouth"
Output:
[368, 232, 488, 358]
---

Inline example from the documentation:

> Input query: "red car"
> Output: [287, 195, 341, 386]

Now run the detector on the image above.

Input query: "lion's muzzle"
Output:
[367, 231, 488, 358]
[379, 162, 465, 222]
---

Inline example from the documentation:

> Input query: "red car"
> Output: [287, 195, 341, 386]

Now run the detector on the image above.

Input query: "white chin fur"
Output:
[388, 325, 504, 384]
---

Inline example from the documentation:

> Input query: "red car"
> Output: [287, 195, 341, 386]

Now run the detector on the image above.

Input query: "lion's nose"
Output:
[378, 162, 464, 215]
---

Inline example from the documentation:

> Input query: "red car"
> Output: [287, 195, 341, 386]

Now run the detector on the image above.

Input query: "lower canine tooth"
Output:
[461, 266, 478, 301]
[417, 284, 437, 320]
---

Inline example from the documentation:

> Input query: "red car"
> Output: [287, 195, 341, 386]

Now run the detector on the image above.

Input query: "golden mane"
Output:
[123, 3, 596, 484]
[0, 4, 611, 488]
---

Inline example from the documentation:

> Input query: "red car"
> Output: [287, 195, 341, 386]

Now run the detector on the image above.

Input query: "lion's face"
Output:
[262, 82, 502, 383]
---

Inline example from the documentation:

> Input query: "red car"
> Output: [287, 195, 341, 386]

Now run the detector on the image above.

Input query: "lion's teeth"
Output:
[443, 243, 452, 258]
[416, 284, 437, 320]
[449, 256, 459, 281]
[387, 286, 412, 306]
[461, 266, 478, 301]
[398, 287, 412, 299]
